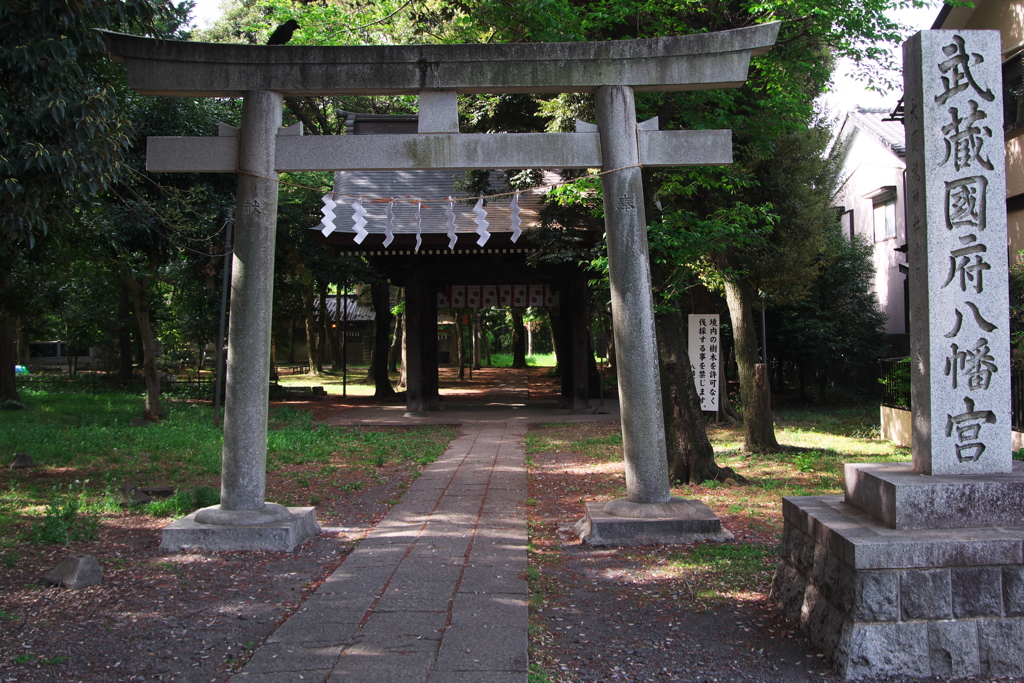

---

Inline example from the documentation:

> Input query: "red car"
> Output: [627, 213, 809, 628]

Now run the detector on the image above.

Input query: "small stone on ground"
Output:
[42, 555, 104, 589]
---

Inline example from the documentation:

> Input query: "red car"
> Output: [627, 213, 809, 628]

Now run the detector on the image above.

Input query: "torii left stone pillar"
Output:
[165, 91, 319, 551]
[195, 91, 292, 526]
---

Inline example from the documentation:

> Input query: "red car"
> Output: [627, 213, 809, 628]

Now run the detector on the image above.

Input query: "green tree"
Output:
[1009, 253, 1024, 369]
[486, 0, 923, 456]
[0, 0, 172, 402]
[86, 94, 239, 419]
[768, 227, 889, 402]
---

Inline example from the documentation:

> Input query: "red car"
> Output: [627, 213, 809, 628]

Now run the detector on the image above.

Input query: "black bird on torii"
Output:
[267, 19, 299, 45]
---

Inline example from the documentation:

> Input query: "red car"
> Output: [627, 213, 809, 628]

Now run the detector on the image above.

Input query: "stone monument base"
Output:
[160, 506, 319, 553]
[772, 494, 1024, 681]
[575, 498, 733, 546]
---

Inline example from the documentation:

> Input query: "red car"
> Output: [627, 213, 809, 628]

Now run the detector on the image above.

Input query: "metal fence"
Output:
[879, 357, 911, 410]
[1015, 368, 1024, 434]
[879, 358, 1024, 432]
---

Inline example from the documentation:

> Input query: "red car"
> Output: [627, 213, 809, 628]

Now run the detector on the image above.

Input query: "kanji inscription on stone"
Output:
[904, 30, 1011, 475]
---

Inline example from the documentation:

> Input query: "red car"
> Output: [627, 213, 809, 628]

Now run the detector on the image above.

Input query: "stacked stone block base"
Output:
[772, 494, 1024, 680]
[575, 498, 733, 546]
[160, 506, 319, 553]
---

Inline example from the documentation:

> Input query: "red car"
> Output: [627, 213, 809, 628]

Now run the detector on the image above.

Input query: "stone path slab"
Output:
[231, 421, 529, 683]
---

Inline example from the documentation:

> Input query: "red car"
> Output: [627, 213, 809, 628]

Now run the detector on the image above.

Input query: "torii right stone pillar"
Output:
[574, 86, 732, 545]
[595, 85, 671, 504]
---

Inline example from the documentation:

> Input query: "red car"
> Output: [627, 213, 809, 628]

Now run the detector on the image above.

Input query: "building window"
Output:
[840, 209, 854, 240]
[872, 195, 896, 242]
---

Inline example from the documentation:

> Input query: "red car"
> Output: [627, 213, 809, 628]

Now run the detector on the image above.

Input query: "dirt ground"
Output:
[0, 444, 416, 682]
[0, 370, 920, 682]
[525, 421, 836, 683]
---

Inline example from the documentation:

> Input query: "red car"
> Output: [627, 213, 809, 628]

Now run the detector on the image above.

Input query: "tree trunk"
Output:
[389, 304, 403, 374]
[387, 290, 403, 374]
[510, 308, 527, 369]
[397, 318, 407, 391]
[15, 316, 29, 367]
[302, 283, 322, 375]
[472, 313, 481, 370]
[547, 309, 560, 370]
[332, 286, 343, 371]
[455, 314, 465, 380]
[721, 274, 780, 452]
[65, 325, 74, 376]
[289, 317, 297, 364]
[656, 311, 723, 483]
[0, 270, 20, 403]
[370, 278, 396, 397]
[316, 280, 328, 372]
[124, 274, 163, 421]
[482, 316, 492, 367]
[799, 360, 807, 401]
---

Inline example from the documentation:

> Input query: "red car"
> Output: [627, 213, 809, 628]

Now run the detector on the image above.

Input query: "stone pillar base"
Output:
[772, 495, 1024, 681]
[575, 498, 733, 546]
[159, 506, 319, 553]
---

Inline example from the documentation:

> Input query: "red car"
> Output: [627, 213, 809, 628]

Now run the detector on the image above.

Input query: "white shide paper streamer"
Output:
[509, 191, 522, 243]
[319, 192, 337, 237]
[415, 202, 422, 253]
[383, 201, 395, 248]
[351, 198, 368, 244]
[473, 197, 490, 247]
[445, 196, 457, 250]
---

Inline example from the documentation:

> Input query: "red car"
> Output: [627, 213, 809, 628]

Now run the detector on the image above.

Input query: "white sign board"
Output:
[688, 314, 720, 412]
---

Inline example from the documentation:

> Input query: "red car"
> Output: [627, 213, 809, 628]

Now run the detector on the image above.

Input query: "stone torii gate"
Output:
[103, 24, 779, 550]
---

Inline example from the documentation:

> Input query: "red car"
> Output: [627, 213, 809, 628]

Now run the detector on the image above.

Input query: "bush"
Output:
[146, 487, 220, 517]
[26, 488, 99, 545]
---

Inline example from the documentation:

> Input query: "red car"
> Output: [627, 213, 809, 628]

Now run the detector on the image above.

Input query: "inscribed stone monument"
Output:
[771, 30, 1024, 681]
[906, 30, 1011, 476]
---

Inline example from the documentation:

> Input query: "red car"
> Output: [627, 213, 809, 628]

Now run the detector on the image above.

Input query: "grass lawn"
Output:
[0, 389, 455, 548]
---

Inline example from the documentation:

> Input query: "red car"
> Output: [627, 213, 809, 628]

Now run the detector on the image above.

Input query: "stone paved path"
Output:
[231, 420, 530, 683]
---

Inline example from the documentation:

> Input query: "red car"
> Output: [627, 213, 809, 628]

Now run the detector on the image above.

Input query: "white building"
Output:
[832, 106, 910, 352]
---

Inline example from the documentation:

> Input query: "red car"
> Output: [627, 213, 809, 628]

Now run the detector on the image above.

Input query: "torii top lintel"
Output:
[101, 22, 779, 98]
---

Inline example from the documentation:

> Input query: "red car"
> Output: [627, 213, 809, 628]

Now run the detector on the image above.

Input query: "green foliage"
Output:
[25, 486, 99, 545]
[489, 353, 556, 368]
[332, 427, 454, 468]
[146, 486, 220, 517]
[528, 662, 556, 683]
[1010, 252, 1024, 368]
[768, 225, 889, 391]
[879, 359, 911, 409]
[525, 424, 622, 461]
[0, 0, 175, 248]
